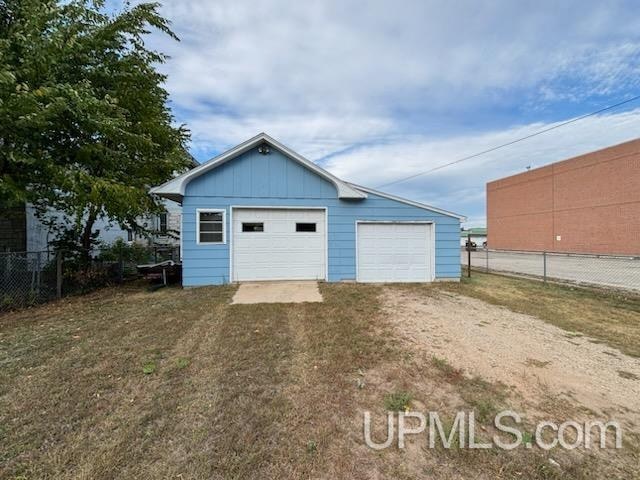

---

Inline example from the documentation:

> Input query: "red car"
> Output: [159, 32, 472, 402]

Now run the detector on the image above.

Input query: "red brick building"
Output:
[487, 139, 640, 255]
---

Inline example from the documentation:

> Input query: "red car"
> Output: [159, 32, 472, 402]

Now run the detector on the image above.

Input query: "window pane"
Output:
[200, 211, 222, 221]
[296, 223, 316, 232]
[242, 222, 264, 232]
[200, 222, 223, 232]
[159, 213, 167, 233]
[200, 231, 223, 243]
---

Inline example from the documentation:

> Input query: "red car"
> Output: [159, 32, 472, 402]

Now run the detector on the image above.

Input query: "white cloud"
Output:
[155, 0, 640, 115]
[130, 0, 640, 225]
[323, 109, 640, 225]
[185, 112, 395, 160]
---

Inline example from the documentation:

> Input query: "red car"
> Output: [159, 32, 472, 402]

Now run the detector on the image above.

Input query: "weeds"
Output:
[384, 391, 412, 411]
[306, 440, 317, 454]
[176, 357, 190, 369]
[142, 361, 157, 374]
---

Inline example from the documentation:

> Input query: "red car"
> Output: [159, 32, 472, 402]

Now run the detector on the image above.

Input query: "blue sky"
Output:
[112, 1, 640, 225]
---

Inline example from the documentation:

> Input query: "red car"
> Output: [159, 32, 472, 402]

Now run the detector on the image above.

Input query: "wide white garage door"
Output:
[232, 208, 326, 281]
[357, 223, 433, 282]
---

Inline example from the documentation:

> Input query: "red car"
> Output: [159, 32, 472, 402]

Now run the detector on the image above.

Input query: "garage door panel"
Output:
[357, 223, 433, 283]
[233, 209, 326, 281]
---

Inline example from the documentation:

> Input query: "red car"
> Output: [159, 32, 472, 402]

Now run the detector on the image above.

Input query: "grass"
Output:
[142, 361, 157, 374]
[430, 355, 507, 423]
[383, 391, 412, 411]
[438, 272, 640, 357]
[175, 357, 190, 369]
[0, 276, 637, 479]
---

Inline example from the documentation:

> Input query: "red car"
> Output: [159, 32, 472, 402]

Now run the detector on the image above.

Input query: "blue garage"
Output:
[151, 133, 465, 286]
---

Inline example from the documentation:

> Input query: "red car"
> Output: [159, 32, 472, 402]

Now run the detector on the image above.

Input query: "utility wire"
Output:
[376, 94, 640, 189]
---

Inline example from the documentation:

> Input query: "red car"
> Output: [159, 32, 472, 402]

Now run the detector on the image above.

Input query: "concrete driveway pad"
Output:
[232, 281, 323, 304]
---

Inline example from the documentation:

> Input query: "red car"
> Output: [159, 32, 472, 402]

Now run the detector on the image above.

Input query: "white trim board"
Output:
[196, 208, 226, 245]
[150, 133, 366, 202]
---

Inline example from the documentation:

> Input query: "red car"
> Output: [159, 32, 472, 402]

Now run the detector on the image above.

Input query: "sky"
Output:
[111, 0, 640, 226]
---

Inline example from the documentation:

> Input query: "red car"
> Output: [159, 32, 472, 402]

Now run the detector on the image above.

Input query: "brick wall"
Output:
[487, 138, 640, 255]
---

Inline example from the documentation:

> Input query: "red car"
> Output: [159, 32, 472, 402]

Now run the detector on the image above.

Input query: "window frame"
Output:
[296, 222, 317, 232]
[196, 208, 226, 245]
[158, 212, 168, 233]
[242, 222, 264, 232]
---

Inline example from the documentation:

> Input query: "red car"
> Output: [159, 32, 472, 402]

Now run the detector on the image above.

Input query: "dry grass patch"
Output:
[1, 278, 638, 479]
[0, 282, 399, 479]
[435, 272, 640, 358]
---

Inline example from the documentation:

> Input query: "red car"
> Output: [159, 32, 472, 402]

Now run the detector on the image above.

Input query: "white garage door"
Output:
[232, 208, 326, 281]
[357, 223, 433, 282]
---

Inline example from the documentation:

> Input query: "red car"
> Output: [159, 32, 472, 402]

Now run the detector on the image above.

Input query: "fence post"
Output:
[467, 240, 471, 278]
[36, 251, 42, 297]
[118, 252, 124, 284]
[543, 251, 547, 284]
[56, 252, 63, 299]
[3, 247, 11, 284]
[485, 246, 489, 273]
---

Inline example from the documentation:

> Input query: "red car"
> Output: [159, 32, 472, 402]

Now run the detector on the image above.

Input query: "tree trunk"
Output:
[80, 206, 98, 266]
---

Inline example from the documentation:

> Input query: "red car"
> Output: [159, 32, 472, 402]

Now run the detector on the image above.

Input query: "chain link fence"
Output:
[461, 247, 640, 292]
[0, 246, 180, 312]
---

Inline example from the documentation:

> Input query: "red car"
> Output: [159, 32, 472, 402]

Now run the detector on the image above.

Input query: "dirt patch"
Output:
[383, 288, 640, 427]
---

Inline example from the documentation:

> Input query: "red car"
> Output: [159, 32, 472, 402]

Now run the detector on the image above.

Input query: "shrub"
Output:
[98, 239, 153, 264]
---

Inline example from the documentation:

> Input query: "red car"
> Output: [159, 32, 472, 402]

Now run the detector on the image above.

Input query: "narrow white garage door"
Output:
[357, 223, 433, 282]
[232, 208, 326, 281]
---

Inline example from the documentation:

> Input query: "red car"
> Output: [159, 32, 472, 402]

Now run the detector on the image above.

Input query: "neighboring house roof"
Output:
[150, 133, 366, 202]
[460, 227, 487, 237]
[150, 132, 466, 221]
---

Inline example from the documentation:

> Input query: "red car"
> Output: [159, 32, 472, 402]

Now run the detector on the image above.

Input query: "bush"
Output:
[98, 239, 153, 264]
[63, 264, 115, 294]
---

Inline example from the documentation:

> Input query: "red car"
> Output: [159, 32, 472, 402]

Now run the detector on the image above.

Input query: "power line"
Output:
[375, 94, 640, 189]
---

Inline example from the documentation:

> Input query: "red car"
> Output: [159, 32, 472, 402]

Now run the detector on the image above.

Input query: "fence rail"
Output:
[461, 247, 640, 292]
[0, 246, 180, 312]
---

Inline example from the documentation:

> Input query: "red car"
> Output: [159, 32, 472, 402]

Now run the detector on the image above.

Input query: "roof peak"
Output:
[150, 133, 367, 202]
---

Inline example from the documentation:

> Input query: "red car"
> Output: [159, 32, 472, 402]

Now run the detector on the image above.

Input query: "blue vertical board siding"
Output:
[182, 147, 461, 286]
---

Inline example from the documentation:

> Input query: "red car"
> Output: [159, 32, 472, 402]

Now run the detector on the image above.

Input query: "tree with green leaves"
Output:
[0, 0, 191, 256]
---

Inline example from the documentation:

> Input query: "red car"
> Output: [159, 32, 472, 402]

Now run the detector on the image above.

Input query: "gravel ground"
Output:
[384, 287, 640, 427]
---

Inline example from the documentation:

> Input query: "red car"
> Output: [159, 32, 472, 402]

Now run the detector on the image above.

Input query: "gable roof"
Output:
[150, 133, 367, 202]
[150, 132, 466, 221]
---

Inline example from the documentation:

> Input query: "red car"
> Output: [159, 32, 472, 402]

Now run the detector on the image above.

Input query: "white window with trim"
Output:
[197, 209, 226, 244]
